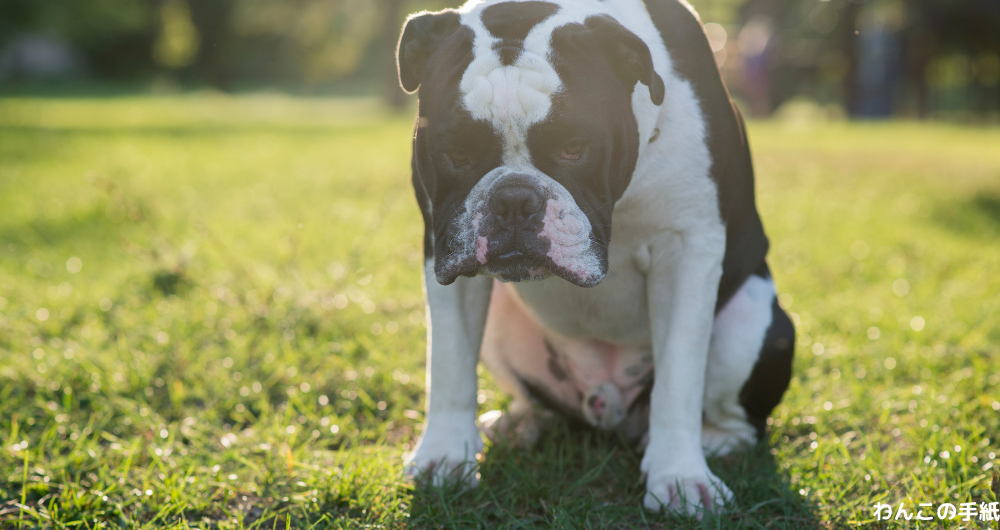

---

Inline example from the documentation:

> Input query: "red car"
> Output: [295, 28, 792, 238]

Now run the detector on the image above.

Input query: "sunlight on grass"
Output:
[1, 96, 998, 528]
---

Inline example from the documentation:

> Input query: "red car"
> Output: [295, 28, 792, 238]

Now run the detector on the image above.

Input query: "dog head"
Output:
[398, 1, 664, 287]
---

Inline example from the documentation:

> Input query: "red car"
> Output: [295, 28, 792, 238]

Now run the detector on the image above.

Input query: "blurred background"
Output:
[2, 1, 999, 527]
[2, 0, 999, 120]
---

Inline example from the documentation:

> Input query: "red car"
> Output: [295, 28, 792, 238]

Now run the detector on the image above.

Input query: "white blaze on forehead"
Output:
[458, 2, 604, 167]
[459, 30, 557, 165]
[461, 64, 556, 166]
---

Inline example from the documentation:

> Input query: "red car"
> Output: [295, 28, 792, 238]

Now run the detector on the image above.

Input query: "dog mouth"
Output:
[480, 227, 556, 282]
[497, 249, 525, 260]
[437, 232, 604, 287]
[483, 246, 552, 283]
[434, 186, 607, 288]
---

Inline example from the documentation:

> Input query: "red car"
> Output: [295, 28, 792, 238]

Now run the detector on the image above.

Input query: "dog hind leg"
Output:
[702, 267, 793, 456]
[737, 277, 795, 438]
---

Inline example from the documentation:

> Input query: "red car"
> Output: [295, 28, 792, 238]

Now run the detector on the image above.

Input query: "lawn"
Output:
[1, 95, 999, 529]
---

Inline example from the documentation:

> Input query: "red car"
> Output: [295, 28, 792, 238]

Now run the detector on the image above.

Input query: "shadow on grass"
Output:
[933, 192, 1000, 238]
[409, 418, 820, 529]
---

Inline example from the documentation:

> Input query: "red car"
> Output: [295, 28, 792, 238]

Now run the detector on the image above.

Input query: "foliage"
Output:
[153, 0, 201, 69]
[0, 96, 999, 528]
[0, 0, 456, 88]
[0, 0, 153, 77]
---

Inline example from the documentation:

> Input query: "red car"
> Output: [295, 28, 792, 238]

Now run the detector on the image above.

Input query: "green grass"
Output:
[1, 95, 999, 529]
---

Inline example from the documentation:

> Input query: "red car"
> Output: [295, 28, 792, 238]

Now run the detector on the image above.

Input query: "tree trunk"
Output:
[842, 3, 860, 117]
[188, 0, 233, 91]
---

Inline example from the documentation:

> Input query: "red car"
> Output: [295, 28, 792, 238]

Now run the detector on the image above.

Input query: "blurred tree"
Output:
[230, 0, 379, 85]
[736, 0, 1000, 117]
[0, 0, 155, 78]
[382, 0, 408, 108]
[378, 1, 455, 107]
[689, 0, 747, 24]
[2, 0, 995, 117]
[187, 0, 234, 90]
[153, 0, 200, 69]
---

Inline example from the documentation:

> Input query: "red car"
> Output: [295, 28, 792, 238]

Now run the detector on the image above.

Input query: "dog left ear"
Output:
[585, 15, 665, 106]
[397, 9, 462, 94]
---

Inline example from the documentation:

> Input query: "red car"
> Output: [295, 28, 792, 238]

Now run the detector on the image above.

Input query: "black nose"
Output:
[489, 186, 543, 229]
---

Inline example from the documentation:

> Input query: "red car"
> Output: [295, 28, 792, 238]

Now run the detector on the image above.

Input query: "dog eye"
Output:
[559, 140, 586, 160]
[446, 149, 471, 165]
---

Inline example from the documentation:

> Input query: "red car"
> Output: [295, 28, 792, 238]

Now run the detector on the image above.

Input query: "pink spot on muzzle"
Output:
[476, 236, 489, 264]
[538, 199, 593, 282]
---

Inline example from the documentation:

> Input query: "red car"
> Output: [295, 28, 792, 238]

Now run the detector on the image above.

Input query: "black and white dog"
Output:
[396, 0, 795, 515]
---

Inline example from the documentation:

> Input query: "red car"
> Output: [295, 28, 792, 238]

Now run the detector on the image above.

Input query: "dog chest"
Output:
[506, 238, 654, 345]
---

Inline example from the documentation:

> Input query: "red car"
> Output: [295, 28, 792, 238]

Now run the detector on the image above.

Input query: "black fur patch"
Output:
[408, 25, 503, 268]
[544, 339, 569, 381]
[518, 374, 585, 424]
[482, 1, 560, 65]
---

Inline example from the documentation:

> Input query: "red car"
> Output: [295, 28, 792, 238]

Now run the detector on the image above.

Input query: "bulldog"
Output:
[396, 0, 795, 515]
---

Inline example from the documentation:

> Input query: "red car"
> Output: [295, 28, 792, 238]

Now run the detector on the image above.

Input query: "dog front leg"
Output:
[642, 229, 733, 516]
[404, 262, 492, 486]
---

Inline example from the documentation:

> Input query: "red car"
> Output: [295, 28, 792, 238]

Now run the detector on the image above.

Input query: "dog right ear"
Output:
[583, 15, 665, 106]
[397, 10, 462, 94]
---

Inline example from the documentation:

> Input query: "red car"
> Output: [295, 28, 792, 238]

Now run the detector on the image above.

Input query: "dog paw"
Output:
[701, 421, 757, 456]
[642, 469, 733, 517]
[478, 402, 549, 448]
[404, 424, 483, 487]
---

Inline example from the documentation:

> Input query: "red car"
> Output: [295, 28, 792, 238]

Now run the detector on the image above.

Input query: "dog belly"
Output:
[481, 281, 653, 429]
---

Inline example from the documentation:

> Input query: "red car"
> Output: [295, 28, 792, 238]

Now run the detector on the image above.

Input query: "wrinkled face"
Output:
[405, 2, 661, 287]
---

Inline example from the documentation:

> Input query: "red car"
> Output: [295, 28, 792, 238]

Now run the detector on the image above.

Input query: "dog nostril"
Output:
[489, 194, 509, 217]
[523, 192, 542, 215]
[587, 394, 604, 413]
[489, 186, 543, 226]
